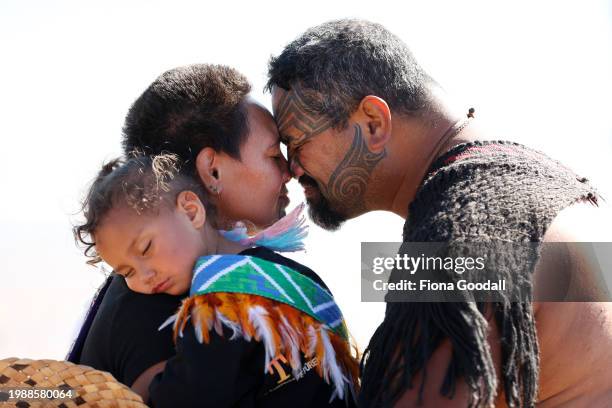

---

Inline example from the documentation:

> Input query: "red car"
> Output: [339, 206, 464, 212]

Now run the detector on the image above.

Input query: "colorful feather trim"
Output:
[219, 203, 308, 252]
[172, 293, 360, 402]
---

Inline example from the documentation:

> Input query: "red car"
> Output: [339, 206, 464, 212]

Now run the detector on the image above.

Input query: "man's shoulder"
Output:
[405, 141, 597, 242]
[535, 201, 612, 302]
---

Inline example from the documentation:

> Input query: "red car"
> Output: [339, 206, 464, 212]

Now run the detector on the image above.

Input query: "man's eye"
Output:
[142, 240, 152, 255]
[287, 146, 300, 161]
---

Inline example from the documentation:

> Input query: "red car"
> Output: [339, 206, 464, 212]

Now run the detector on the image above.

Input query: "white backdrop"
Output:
[1, 0, 611, 359]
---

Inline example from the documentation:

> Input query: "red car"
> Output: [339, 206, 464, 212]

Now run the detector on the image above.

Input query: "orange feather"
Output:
[173, 297, 194, 343]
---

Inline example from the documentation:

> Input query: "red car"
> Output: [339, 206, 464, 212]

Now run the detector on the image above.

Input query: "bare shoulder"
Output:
[534, 200, 612, 404]
[536, 200, 612, 302]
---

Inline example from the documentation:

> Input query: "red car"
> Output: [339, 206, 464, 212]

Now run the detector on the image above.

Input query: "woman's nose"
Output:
[279, 156, 291, 183]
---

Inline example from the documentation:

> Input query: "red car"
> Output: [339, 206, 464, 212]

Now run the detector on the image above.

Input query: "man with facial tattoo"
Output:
[268, 19, 612, 408]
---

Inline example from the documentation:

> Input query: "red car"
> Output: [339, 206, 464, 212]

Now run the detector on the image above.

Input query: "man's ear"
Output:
[176, 191, 206, 229]
[355, 95, 392, 152]
[195, 147, 223, 195]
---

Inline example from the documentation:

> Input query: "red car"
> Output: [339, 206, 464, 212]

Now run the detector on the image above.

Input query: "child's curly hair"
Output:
[74, 153, 211, 265]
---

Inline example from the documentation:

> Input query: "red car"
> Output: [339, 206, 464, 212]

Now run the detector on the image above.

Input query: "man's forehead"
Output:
[271, 86, 285, 107]
[271, 85, 333, 142]
[271, 86, 292, 120]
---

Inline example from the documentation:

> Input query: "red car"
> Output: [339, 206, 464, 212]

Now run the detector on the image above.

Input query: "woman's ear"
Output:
[354, 95, 392, 153]
[195, 147, 223, 195]
[176, 191, 206, 229]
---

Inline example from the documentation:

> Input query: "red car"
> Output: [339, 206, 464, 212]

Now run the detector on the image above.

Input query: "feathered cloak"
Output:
[161, 254, 359, 402]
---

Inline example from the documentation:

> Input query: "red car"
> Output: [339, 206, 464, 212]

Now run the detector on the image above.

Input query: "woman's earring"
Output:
[209, 185, 218, 194]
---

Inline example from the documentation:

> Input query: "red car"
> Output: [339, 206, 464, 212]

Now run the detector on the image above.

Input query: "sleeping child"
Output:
[74, 153, 359, 407]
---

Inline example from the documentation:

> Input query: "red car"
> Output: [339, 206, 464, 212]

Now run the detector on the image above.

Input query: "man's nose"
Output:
[289, 156, 305, 179]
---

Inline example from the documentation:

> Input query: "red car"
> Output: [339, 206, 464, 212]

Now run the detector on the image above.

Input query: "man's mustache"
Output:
[298, 174, 319, 190]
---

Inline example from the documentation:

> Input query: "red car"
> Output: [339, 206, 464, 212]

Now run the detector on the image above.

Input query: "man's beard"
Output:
[298, 174, 346, 231]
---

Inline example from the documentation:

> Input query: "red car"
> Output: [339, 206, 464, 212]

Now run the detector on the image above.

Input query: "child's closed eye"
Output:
[142, 240, 152, 255]
[116, 268, 134, 279]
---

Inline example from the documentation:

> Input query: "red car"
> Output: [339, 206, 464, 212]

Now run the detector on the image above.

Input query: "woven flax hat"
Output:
[0, 357, 148, 407]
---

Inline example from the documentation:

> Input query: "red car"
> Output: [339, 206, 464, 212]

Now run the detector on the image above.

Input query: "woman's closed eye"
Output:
[270, 151, 288, 169]
[269, 148, 284, 159]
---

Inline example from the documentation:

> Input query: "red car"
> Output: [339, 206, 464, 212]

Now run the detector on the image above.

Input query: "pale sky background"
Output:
[1, 0, 611, 361]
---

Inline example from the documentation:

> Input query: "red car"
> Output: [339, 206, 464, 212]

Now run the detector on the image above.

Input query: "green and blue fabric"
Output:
[190, 254, 348, 340]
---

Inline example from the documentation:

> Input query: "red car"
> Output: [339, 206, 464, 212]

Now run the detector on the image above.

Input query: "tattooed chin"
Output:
[298, 175, 346, 231]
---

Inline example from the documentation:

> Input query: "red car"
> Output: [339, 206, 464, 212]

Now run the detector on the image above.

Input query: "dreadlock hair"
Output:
[360, 300, 539, 407]
[359, 241, 541, 407]
[74, 153, 211, 265]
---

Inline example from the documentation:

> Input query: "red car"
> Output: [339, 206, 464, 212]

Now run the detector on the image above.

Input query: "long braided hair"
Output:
[359, 299, 539, 407]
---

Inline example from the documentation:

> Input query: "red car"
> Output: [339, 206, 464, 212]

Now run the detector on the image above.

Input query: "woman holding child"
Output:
[68, 64, 358, 407]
